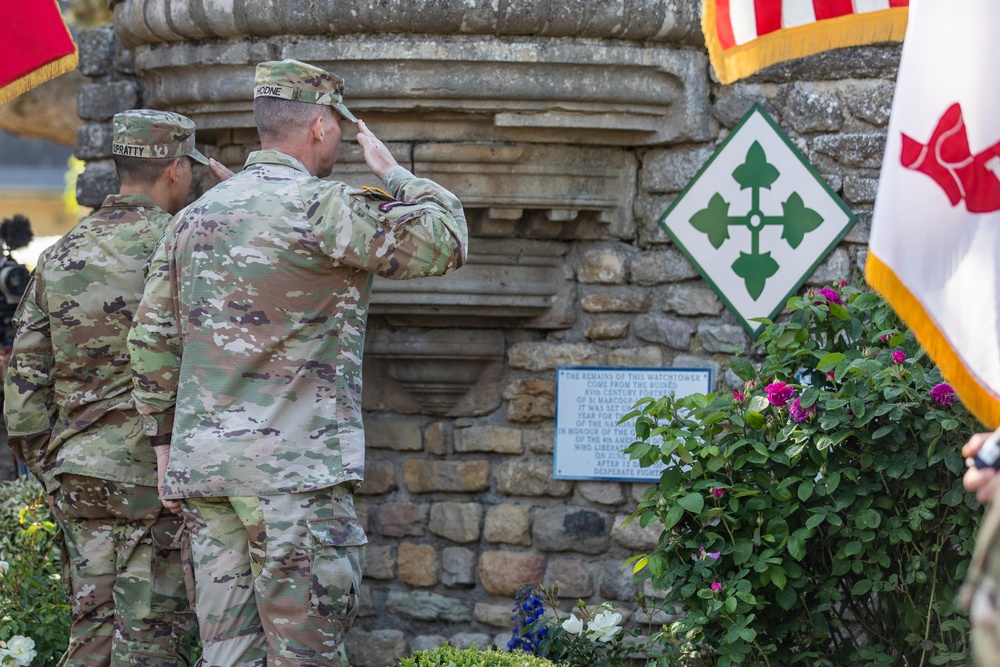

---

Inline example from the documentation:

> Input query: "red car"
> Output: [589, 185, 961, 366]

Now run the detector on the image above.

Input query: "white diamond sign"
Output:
[658, 105, 856, 336]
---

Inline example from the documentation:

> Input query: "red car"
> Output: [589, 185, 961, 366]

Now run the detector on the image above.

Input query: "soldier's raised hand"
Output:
[356, 119, 399, 181]
[208, 157, 236, 182]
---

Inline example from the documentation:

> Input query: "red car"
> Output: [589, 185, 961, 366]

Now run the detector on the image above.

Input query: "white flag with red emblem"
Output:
[867, 0, 1000, 427]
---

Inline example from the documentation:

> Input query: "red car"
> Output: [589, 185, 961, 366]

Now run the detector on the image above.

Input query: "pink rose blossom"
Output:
[733, 390, 745, 402]
[765, 381, 795, 407]
[892, 349, 906, 364]
[788, 397, 816, 423]
[931, 383, 957, 406]
[711, 582, 723, 593]
[815, 288, 841, 305]
[711, 487, 725, 498]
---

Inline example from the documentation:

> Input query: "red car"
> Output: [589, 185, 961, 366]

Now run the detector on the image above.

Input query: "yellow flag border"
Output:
[703, 1, 909, 85]
[0, 49, 78, 107]
[866, 251, 1000, 428]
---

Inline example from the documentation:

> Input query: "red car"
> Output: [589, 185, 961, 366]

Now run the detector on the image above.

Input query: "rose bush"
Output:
[625, 284, 981, 666]
[0, 476, 69, 666]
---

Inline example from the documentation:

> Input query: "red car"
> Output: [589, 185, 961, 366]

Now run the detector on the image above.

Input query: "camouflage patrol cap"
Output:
[112, 109, 209, 165]
[253, 60, 359, 123]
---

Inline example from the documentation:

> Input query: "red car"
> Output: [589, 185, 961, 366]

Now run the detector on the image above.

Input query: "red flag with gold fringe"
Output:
[0, 0, 77, 105]
[703, 0, 909, 85]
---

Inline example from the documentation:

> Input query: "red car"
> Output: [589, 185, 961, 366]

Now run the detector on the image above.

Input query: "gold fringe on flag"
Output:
[0, 49, 78, 106]
[866, 251, 1000, 429]
[703, 1, 909, 85]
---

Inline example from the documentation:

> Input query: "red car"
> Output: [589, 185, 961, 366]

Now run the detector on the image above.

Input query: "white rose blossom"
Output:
[561, 614, 584, 636]
[5, 636, 36, 667]
[587, 610, 623, 643]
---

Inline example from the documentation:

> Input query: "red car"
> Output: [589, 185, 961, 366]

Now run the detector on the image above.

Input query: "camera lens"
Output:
[0, 260, 29, 303]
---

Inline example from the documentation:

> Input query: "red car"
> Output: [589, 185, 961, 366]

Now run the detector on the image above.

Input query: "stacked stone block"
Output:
[74, 25, 145, 208]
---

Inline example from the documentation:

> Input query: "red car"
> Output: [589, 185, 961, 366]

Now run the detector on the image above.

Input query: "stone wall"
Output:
[64, 3, 901, 665]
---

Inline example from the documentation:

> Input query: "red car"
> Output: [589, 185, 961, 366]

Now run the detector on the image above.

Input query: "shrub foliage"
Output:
[0, 476, 70, 667]
[626, 285, 981, 666]
[399, 643, 557, 667]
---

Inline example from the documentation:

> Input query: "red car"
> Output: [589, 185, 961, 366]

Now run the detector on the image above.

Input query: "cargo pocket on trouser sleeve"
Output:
[307, 517, 367, 621]
[149, 513, 192, 617]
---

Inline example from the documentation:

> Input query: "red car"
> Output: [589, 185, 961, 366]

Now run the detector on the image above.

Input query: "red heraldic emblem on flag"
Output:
[900, 103, 1000, 214]
[867, 0, 1000, 427]
[0, 0, 77, 105]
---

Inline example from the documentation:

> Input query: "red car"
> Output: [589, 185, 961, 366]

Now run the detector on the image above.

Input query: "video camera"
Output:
[0, 214, 33, 351]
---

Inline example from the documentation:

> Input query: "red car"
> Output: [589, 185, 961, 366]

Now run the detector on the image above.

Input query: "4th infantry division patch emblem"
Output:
[658, 105, 856, 336]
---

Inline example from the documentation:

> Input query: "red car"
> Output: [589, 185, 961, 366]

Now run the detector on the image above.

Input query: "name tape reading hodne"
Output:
[554, 367, 712, 481]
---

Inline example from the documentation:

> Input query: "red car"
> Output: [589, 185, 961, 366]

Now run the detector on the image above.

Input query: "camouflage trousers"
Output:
[51, 473, 196, 667]
[962, 497, 1000, 666]
[181, 484, 366, 667]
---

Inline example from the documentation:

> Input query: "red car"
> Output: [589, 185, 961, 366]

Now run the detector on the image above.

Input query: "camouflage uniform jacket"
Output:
[128, 150, 468, 499]
[3, 194, 172, 493]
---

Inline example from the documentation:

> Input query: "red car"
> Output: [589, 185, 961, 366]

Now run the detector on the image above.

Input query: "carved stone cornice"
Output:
[111, 0, 703, 48]
[131, 34, 712, 148]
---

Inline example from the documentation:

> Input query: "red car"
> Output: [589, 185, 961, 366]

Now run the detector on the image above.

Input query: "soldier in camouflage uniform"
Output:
[127, 60, 468, 667]
[961, 431, 1000, 666]
[3, 110, 230, 667]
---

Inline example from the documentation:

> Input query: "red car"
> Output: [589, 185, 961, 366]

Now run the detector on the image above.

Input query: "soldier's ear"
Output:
[165, 158, 182, 184]
[310, 114, 325, 143]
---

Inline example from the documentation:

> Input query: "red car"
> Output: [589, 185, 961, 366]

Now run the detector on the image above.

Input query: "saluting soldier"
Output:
[127, 60, 468, 667]
[3, 110, 231, 667]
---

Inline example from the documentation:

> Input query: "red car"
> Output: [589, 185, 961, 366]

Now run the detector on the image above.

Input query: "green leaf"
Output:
[851, 292, 881, 309]
[732, 141, 780, 190]
[748, 395, 769, 414]
[844, 541, 862, 557]
[732, 539, 753, 565]
[776, 586, 797, 611]
[678, 492, 705, 514]
[746, 411, 767, 430]
[851, 579, 873, 595]
[872, 424, 895, 439]
[799, 386, 819, 408]
[662, 503, 684, 531]
[769, 567, 787, 590]
[856, 509, 882, 529]
[690, 193, 733, 249]
[797, 481, 813, 502]
[786, 536, 806, 560]
[780, 192, 824, 249]
[729, 356, 756, 382]
[828, 303, 851, 320]
[732, 251, 779, 300]
[817, 352, 847, 372]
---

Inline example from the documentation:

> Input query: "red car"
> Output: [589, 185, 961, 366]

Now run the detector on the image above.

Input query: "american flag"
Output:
[704, 0, 909, 84]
